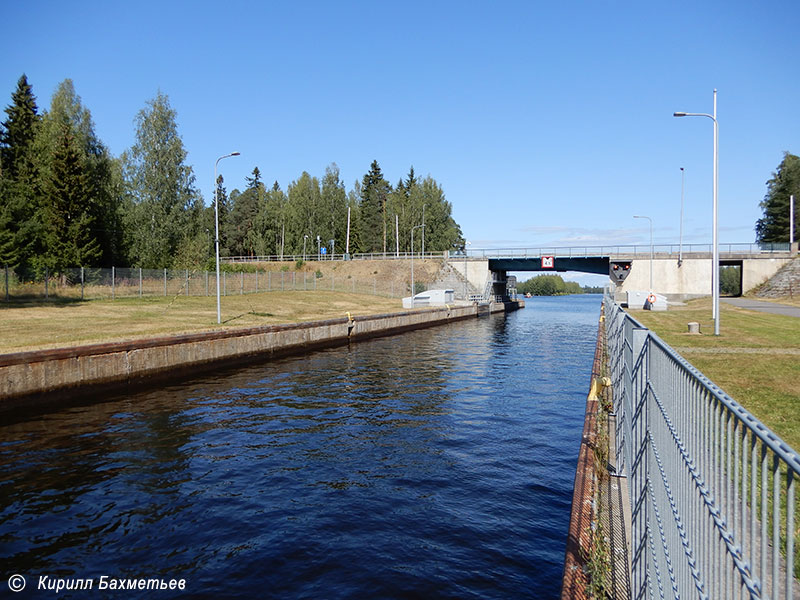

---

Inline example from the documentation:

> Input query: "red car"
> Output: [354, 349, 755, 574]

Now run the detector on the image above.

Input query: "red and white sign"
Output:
[541, 256, 554, 269]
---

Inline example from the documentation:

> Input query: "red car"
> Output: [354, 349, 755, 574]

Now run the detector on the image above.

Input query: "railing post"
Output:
[81, 266, 84, 300]
[112, 266, 115, 300]
[139, 268, 142, 297]
[4, 265, 8, 301]
[45, 267, 49, 299]
[164, 268, 167, 296]
[186, 269, 189, 295]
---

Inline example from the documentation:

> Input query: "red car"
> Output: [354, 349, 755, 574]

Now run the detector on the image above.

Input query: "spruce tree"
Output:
[0, 74, 41, 274]
[755, 152, 800, 244]
[38, 79, 121, 267]
[38, 126, 100, 271]
[359, 160, 390, 253]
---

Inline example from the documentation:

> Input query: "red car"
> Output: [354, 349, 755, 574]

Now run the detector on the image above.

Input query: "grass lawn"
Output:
[630, 297, 800, 452]
[0, 291, 404, 354]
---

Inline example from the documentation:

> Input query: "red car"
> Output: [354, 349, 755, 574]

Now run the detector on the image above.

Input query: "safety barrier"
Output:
[604, 293, 799, 599]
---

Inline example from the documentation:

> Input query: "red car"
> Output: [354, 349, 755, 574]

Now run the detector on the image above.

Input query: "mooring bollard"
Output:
[687, 322, 701, 334]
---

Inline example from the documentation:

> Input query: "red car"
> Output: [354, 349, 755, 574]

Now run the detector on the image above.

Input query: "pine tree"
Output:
[755, 152, 800, 244]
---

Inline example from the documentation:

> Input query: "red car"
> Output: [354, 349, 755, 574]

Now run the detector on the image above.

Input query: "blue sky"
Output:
[3, 1, 799, 282]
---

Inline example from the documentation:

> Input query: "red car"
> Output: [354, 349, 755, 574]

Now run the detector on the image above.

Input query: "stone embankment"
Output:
[755, 256, 800, 298]
[0, 302, 521, 409]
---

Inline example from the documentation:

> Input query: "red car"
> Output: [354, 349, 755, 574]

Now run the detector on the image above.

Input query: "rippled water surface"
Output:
[1, 296, 600, 599]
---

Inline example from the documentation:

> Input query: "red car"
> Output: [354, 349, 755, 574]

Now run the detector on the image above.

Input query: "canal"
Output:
[0, 295, 601, 599]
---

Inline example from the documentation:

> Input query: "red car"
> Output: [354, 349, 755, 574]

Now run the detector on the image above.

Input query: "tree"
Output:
[0, 74, 40, 180]
[286, 172, 321, 255]
[121, 92, 201, 268]
[228, 167, 265, 257]
[37, 79, 122, 267]
[321, 163, 347, 254]
[359, 160, 391, 253]
[37, 126, 101, 271]
[415, 175, 463, 253]
[0, 74, 41, 273]
[755, 152, 800, 244]
[213, 174, 230, 255]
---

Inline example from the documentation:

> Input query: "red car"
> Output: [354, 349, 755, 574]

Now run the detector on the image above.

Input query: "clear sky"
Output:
[3, 1, 799, 283]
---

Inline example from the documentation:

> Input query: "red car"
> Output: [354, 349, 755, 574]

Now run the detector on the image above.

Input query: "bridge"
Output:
[225, 242, 798, 302]
[453, 242, 798, 301]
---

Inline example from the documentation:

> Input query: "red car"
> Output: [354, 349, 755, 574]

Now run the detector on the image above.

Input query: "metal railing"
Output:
[223, 243, 794, 264]
[1, 266, 409, 302]
[604, 292, 799, 599]
[224, 251, 448, 263]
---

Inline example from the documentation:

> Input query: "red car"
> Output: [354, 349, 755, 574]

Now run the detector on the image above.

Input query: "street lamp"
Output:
[421, 203, 426, 257]
[633, 215, 653, 295]
[214, 151, 240, 324]
[303, 234, 308, 262]
[674, 89, 719, 335]
[679, 167, 685, 267]
[463, 240, 471, 301]
[411, 224, 425, 299]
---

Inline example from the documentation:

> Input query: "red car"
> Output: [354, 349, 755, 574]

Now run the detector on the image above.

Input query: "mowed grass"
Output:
[0, 291, 404, 354]
[630, 298, 800, 452]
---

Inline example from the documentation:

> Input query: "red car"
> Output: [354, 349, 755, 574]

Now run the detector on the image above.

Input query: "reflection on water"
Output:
[0, 296, 600, 599]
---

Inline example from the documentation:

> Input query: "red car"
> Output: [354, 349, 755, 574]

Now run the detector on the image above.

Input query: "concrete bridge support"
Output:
[616, 255, 794, 300]
[449, 258, 492, 300]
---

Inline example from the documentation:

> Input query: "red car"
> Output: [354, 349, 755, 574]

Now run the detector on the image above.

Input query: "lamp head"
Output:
[231, 151, 241, 156]
[673, 112, 687, 117]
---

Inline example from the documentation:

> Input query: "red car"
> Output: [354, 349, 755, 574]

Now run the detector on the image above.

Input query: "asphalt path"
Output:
[721, 297, 800, 318]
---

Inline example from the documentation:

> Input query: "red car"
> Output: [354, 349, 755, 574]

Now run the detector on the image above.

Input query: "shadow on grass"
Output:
[1, 295, 86, 308]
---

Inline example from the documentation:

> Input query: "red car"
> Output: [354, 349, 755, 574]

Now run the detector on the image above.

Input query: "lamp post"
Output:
[679, 167, 685, 267]
[214, 151, 240, 324]
[464, 240, 471, 301]
[674, 89, 719, 335]
[421, 204, 426, 257]
[411, 224, 425, 298]
[303, 235, 308, 262]
[633, 215, 653, 294]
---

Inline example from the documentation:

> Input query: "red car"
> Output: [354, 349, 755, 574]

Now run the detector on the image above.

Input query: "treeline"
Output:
[517, 274, 603, 296]
[0, 75, 464, 278]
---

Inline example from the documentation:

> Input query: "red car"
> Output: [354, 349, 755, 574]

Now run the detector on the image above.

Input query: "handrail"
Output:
[603, 290, 799, 599]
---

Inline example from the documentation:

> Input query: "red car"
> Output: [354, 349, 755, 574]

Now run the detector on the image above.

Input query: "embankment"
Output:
[0, 302, 522, 410]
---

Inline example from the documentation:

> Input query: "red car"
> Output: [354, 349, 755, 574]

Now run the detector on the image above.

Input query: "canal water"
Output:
[0, 295, 600, 599]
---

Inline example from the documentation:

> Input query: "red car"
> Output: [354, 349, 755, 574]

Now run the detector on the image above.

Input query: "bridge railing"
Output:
[604, 292, 799, 599]
[224, 251, 447, 263]
[223, 243, 792, 263]
[466, 242, 792, 259]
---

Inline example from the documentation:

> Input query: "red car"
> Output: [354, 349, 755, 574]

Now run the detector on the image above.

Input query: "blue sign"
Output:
[321, 247, 327, 255]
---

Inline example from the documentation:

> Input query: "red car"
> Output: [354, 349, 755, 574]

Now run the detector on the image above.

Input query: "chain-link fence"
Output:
[2, 266, 410, 302]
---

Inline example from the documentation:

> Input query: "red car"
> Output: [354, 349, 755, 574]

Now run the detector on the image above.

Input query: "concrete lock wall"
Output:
[0, 302, 522, 407]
